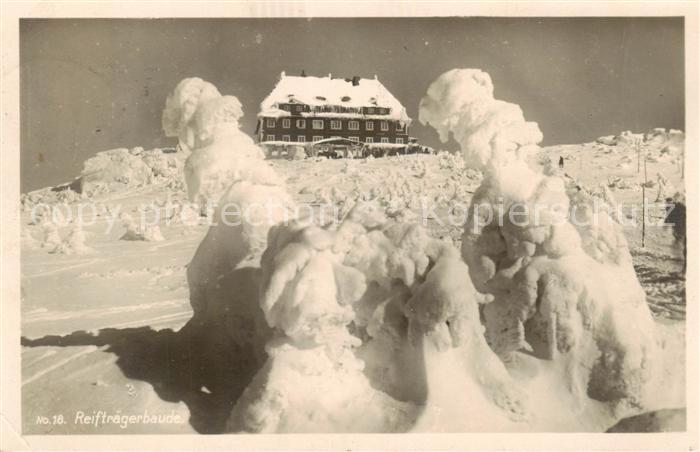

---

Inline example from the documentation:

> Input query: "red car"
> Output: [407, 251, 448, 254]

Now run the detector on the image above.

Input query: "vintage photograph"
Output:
[7, 11, 693, 440]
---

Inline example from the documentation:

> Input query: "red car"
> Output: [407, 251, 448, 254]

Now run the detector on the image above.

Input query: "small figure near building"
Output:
[665, 194, 686, 274]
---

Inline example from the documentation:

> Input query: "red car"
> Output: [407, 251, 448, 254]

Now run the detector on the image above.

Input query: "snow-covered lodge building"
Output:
[256, 72, 413, 157]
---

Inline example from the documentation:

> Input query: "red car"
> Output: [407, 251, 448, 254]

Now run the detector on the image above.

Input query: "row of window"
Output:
[265, 118, 403, 131]
[278, 104, 389, 115]
[265, 135, 404, 144]
[280, 105, 306, 112]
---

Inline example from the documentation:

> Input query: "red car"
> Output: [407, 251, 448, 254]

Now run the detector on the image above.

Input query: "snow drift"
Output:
[79, 147, 186, 195]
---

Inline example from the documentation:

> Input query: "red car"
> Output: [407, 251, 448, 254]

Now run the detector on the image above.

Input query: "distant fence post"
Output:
[642, 149, 648, 248]
[681, 148, 684, 179]
[636, 138, 641, 173]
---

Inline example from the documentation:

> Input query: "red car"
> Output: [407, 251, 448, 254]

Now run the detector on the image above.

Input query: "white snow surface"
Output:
[260, 73, 411, 123]
[19, 74, 686, 434]
[20, 146, 686, 433]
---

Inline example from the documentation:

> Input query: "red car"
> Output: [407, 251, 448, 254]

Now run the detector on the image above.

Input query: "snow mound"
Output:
[617, 130, 645, 146]
[21, 187, 83, 211]
[80, 147, 186, 195]
[40, 221, 63, 250]
[82, 148, 153, 188]
[20, 147, 186, 208]
[139, 148, 186, 181]
[119, 213, 165, 242]
[50, 222, 93, 255]
[421, 69, 659, 410]
[596, 128, 685, 160]
[596, 135, 617, 146]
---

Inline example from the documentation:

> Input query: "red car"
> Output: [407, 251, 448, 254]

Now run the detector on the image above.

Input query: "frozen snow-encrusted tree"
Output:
[163, 78, 268, 209]
[163, 79, 298, 372]
[41, 221, 62, 250]
[420, 68, 659, 408]
[51, 221, 92, 255]
[162, 77, 222, 153]
[225, 201, 529, 432]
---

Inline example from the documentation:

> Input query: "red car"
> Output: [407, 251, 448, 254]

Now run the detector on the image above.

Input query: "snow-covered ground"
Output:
[19, 138, 685, 434]
[19, 70, 686, 435]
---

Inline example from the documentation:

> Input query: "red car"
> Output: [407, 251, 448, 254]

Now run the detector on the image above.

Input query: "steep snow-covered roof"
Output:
[260, 72, 411, 123]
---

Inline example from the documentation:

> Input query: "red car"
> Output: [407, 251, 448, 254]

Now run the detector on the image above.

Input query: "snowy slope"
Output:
[19, 136, 685, 433]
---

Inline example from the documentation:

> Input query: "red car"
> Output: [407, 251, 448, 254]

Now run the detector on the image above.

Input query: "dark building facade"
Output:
[256, 72, 411, 150]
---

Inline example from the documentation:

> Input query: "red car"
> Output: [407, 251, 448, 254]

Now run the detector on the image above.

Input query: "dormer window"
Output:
[341, 96, 351, 102]
[367, 107, 375, 114]
[315, 96, 326, 101]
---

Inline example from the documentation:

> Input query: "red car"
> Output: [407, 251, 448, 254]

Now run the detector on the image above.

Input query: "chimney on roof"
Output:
[351, 76, 360, 86]
[301, 69, 306, 77]
[281, 71, 286, 79]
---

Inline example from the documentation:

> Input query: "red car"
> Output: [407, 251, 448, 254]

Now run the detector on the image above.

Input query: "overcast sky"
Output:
[20, 17, 684, 192]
